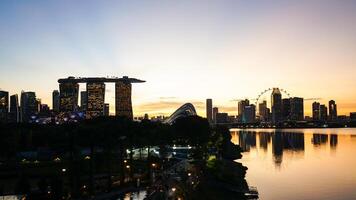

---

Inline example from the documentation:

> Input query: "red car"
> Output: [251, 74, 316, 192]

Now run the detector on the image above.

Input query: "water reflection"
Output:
[231, 128, 356, 200]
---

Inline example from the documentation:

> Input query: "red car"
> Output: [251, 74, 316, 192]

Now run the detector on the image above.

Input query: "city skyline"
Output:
[1, 1, 356, 116]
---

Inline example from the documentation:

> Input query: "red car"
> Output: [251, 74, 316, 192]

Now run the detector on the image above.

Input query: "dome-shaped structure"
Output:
[164, 103, 197, 124]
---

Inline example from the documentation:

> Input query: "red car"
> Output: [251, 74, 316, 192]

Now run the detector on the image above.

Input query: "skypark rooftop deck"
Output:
[58, 76, 145, 84]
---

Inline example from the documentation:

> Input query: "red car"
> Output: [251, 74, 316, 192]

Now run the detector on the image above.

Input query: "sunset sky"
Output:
[1, 0, 356, 117]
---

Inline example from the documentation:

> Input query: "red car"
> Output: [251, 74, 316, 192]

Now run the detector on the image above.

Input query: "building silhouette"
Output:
[243, 104, 256, 123]
[164, 103, 197, 124]
[329, 100, 337, 121]
[258, 100, 269, 122]
[271, 88, 282, 124]
[206, 99, 212, 123]
[0, 90, 9, 123]
[312, 102, 320, 120]
[216, 112, 229, 124]
[290, 97, 304, 121]
[20, 91, 38, 123]
[52, 90, 60, 112]
[319, 104, 328, 121]
[213, 107, 219, 123]
[282, 98, 291, 121]
[9, 94, 19, 123]
[87, 82, 106, 119]
[238, 99, 249, 122]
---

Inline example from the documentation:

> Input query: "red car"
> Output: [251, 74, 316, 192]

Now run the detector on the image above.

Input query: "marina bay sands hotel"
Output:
[57, 76, 145, 119]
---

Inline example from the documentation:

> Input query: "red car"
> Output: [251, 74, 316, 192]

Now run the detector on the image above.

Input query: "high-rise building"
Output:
[244, 104, 256, 123]
[238, 99, 249, 122]
[9, 94, 19, 123]
[350, 112, 356, 121]
[282, 98, 291, 121]
[271, 88, 282, 124]
[0, 90, 9, 123]
[115, 81, 133, 119]
[216, 112, 228, 124]
[86, 82, 106, 119]
[312, 102, 320, 120]
[259, 100, 269, 122]
[52, 90, 60, 112]
[21, 91, 38, 123]
[104, 103, 110, 116]
[290, 97, 304, 121]
[329, 100, 337, 121]
[319, 104, 328, 121]
[59, 82, 79, 112]
[212, 107, 219, 123]
[80, 91, 88, 111]
[206, 99, 213, 123]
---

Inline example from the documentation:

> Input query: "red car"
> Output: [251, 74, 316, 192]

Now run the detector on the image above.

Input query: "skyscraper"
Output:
[329, 100, 337, 121]
[244, 104, 256, 123]
[80, 91, 88, 111]
[206, 99, 213, 123]
[115, 81, 133, 119]
[0, 90, 9, 123]
[212, 107, 219, 123]
[20, 91, 37, 123]
[238, 99, 249, 122]
[86, 82, 106, 119]
[52, 90, 60, 112]
[290, 97, 304, 121]
[9, 94, 19, 123]
[319, 104, 328, 121]
[59, 82, 79, 112]
[282, 98, 291, 121]
[312, 102, 320, 120]
[271, 88, 282, 124]
[259, 100, 269, 122]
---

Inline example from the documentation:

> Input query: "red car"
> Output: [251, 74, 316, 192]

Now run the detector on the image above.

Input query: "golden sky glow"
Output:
[1, 1, 356, 117]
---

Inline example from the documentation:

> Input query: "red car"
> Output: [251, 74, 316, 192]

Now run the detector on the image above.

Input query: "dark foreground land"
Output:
[0, 116, 256, 200]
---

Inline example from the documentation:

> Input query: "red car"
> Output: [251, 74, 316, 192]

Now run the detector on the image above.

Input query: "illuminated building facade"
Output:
[115, 81, 133, 119]
[80, 91, 87, 111]
[0, 90, 9, 123]
[58, 76, 145, 120]
[59, 82, 79, 112]
[86, 82, 106, 119]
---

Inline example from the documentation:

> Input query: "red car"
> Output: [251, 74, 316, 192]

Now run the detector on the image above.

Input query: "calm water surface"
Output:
[231, 128, 356, 200]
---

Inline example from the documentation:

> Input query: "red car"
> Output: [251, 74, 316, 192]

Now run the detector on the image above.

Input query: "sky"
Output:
[1, 0, 356, 117]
